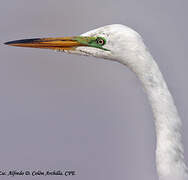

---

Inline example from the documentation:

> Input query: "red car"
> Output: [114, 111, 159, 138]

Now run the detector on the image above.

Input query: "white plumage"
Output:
[70, 24, 188, 180]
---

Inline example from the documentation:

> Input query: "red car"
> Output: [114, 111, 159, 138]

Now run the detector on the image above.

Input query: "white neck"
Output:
[118, 45, 188, 180]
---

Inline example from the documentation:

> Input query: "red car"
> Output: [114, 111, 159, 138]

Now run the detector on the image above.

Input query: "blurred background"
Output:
[0, 0, 188, 179]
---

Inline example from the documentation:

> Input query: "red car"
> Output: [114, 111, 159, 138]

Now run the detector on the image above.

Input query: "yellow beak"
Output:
[4, 37, 84, 51]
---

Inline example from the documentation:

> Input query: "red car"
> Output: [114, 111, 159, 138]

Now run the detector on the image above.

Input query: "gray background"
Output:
[0, 0, 188, 179]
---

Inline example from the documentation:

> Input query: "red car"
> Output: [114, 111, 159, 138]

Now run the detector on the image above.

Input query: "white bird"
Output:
[5, 24, 188, 180]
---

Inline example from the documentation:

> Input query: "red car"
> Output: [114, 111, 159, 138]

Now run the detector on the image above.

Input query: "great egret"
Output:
[5, 24, 188, 180]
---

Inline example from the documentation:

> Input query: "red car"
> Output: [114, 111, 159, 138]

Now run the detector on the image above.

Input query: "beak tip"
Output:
[4, 41, 10, 45]
[4, 40, 17, 46]
[4, 38, 41, 46]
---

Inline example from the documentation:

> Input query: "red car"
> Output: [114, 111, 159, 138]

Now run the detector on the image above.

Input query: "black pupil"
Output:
[97, 38, 104, 45]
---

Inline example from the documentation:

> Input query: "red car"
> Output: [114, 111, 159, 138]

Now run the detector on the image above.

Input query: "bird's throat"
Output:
[120, 49, 188, 180]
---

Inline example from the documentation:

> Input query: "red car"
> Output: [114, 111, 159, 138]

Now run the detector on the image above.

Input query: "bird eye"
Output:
[96, 37, 105, 45]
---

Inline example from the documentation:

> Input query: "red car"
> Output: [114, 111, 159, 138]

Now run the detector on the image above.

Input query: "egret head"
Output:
[5, 24, 143, 64]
